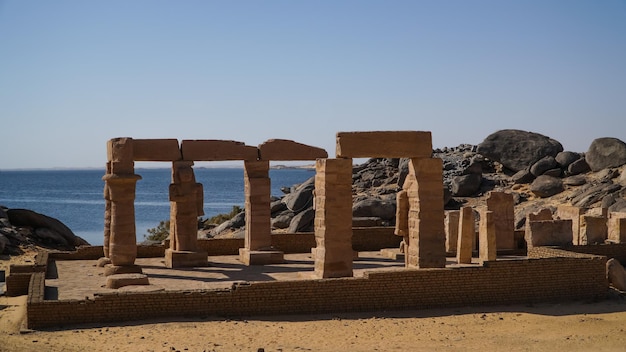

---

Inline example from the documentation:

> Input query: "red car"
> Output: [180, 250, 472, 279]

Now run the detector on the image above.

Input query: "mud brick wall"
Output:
[562, 244, 626, 264]
[5, 272, 32, 297]
[26, 252, 607, 329]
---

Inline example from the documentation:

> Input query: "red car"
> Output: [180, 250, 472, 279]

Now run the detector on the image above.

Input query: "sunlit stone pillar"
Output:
[485, 191, 515, 250]
[457, 206, 475, 264]
[97, 161, 113, 268]
[313, 158, 353, 278]
[479, 209, 497, 262]
[406, 158, 446, 269]
[165, 160, 208, 268]
[239, 160, 284, 265]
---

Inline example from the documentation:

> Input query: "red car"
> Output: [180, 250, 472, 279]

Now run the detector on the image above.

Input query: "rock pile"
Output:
[0, 207, 89, 255]
[208, 130, 626, 238]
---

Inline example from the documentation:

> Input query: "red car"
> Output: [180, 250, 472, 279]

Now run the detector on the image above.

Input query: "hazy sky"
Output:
[1, 1, 625, 169]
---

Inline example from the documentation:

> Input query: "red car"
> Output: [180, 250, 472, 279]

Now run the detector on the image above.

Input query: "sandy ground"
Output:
[2, 294, 626, 352]
[3, 250, 626, 352]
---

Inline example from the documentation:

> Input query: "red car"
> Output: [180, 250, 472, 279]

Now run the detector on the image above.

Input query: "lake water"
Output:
[0, 168, 314, 245]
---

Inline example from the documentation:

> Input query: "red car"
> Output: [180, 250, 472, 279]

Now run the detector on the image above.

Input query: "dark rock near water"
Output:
[271, 211, 295, 229]
[287, 207, 315, 233]
[586, 137, 626, 172]
[283, 177, 315, 212]
[7, 209, 88, 247]
[477, 129, 563, 172]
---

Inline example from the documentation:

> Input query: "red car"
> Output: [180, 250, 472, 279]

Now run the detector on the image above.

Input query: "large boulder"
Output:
[477, 130, 563, 172]
[585, 137, 626, 172]
[530, 156, 558, 177]
[6, 209, 89, 247]
[352, 198, 396, 220]
[530, 175, 564, 198]
[287, 207, 315, 233]
[282, 177, 315, 212]
[450, 174, 482, 197]
[555, 151, 581, 168]
[0, 233, 7, 253]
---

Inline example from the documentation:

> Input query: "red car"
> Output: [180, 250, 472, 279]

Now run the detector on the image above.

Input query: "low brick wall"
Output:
[5, 252, 49, 296]
[26, 250, 607, 329]
[562, 244, 626, 264]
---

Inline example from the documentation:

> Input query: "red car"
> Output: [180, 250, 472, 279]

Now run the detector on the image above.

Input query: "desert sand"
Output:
[2, 293, 626, 352]
[3, 250, 626, 352]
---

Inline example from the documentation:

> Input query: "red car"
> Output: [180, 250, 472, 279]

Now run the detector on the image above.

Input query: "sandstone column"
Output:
[608, 213, 626, 243]
[313, 158, 353, 278]
[485, 192, 515, 250]
[406, 158, 446, 269]
[165, 161, 208, 268]
[98, 161, 113, 268]
[479, 209, 496, 262]
[457, 206, 475, 264]
[445, 210, 460, 255]
[239, 160, 284, 265]
[394, 189, 410, 264]
[556, 205, 585, 245]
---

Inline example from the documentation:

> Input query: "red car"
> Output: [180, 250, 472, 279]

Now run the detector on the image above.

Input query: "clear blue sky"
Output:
[1, 0, 625, 169]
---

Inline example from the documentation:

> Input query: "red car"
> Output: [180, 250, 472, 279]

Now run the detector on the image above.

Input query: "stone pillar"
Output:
[580, 215, 608, 245]
[556, 205, 585, 245]
[479, 209, 496, 262]
[102, 138, 143, 277]
[97, 162, 113, 268]
[313, 158, 353, 278]
[608, 213, 626, 243]
[485, 192, 515, 250]
[457, 206, 475, 264]
[165, 161, 208, 268]
[406, 158, 446, 269]
[239, 160, 284, 265]
[445, 210, 460, 254]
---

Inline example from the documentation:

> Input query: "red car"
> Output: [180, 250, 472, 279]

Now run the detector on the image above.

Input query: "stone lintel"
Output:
[239, 248, 285, 265]
[181, 140, 259, 161]
[165, 249, 208, 268]
[336, 131, 432, 158]
[258, 139, 328, 161]
[133, 139, 181, 161]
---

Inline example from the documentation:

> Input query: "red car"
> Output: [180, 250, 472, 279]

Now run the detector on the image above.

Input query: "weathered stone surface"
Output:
[406, 158, 446, 269]
[336, 131, 432, 158]
[526, 219, 573, 248]
[586, 137, 626, 172]
[395, 190, 409, 237]
[165, 249, 208, 268]
[287, 207, 315, 233]
[571, 182, 621, 208]
[258, 139, 328, 160]
[580, 215, 607, 245]
[181, 140, 258, 161]
[476, 129, 563, 172]
[563, 175, 587, 186]
[451, 173, 482, 197]
[542, 168, 562, 178]
[457, 206, 475, 264]
[243, 160, 273, 254]
[106, 273, 149, 289]
[568, 158, 591, 175]
[445, 210, 460, 253]
[103, 264, 143, 276]
[530, 175, 564, 198]
[314, 158, 353, 278]
[133, 139, 181, 161]
[271, 211, 295, 229]
[530, 156, 558, 177]
[479, 209, 496, 262]
[608, 213, 626, 243]
[282, 177, 315, 213]
[0, 233, 7, 254]
[555, 151, 581, 168]
[7, 209, 88, 247]
[607, 258, 626, 291]
[556, 205, 585, 245]
[352, 198, 396, 220]
[512, 168, 535, 184]
[486, 192, 515, 250]
[169, 161, 203, 253]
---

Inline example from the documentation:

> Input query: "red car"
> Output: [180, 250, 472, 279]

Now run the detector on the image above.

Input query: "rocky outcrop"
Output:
[477, 129, 563, 172]
[607, 258, 626, 291]
[586, 138, 626, 172]
[0, 206, 90, 254]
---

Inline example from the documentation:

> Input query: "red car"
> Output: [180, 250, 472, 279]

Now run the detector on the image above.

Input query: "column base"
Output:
[165, 249, 208, 268]
[104, 264, 143, 276]
[97, 257, 112, 267]
[106, 273, 150, 289]
[239, 248, 284, 265]
[380, 248, 405, 261]
[311, 247, 359, 260]
[312, 247, 353, 279]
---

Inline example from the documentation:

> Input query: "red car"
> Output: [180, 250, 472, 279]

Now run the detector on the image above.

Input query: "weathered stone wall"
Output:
[26, 250, 607, 329]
